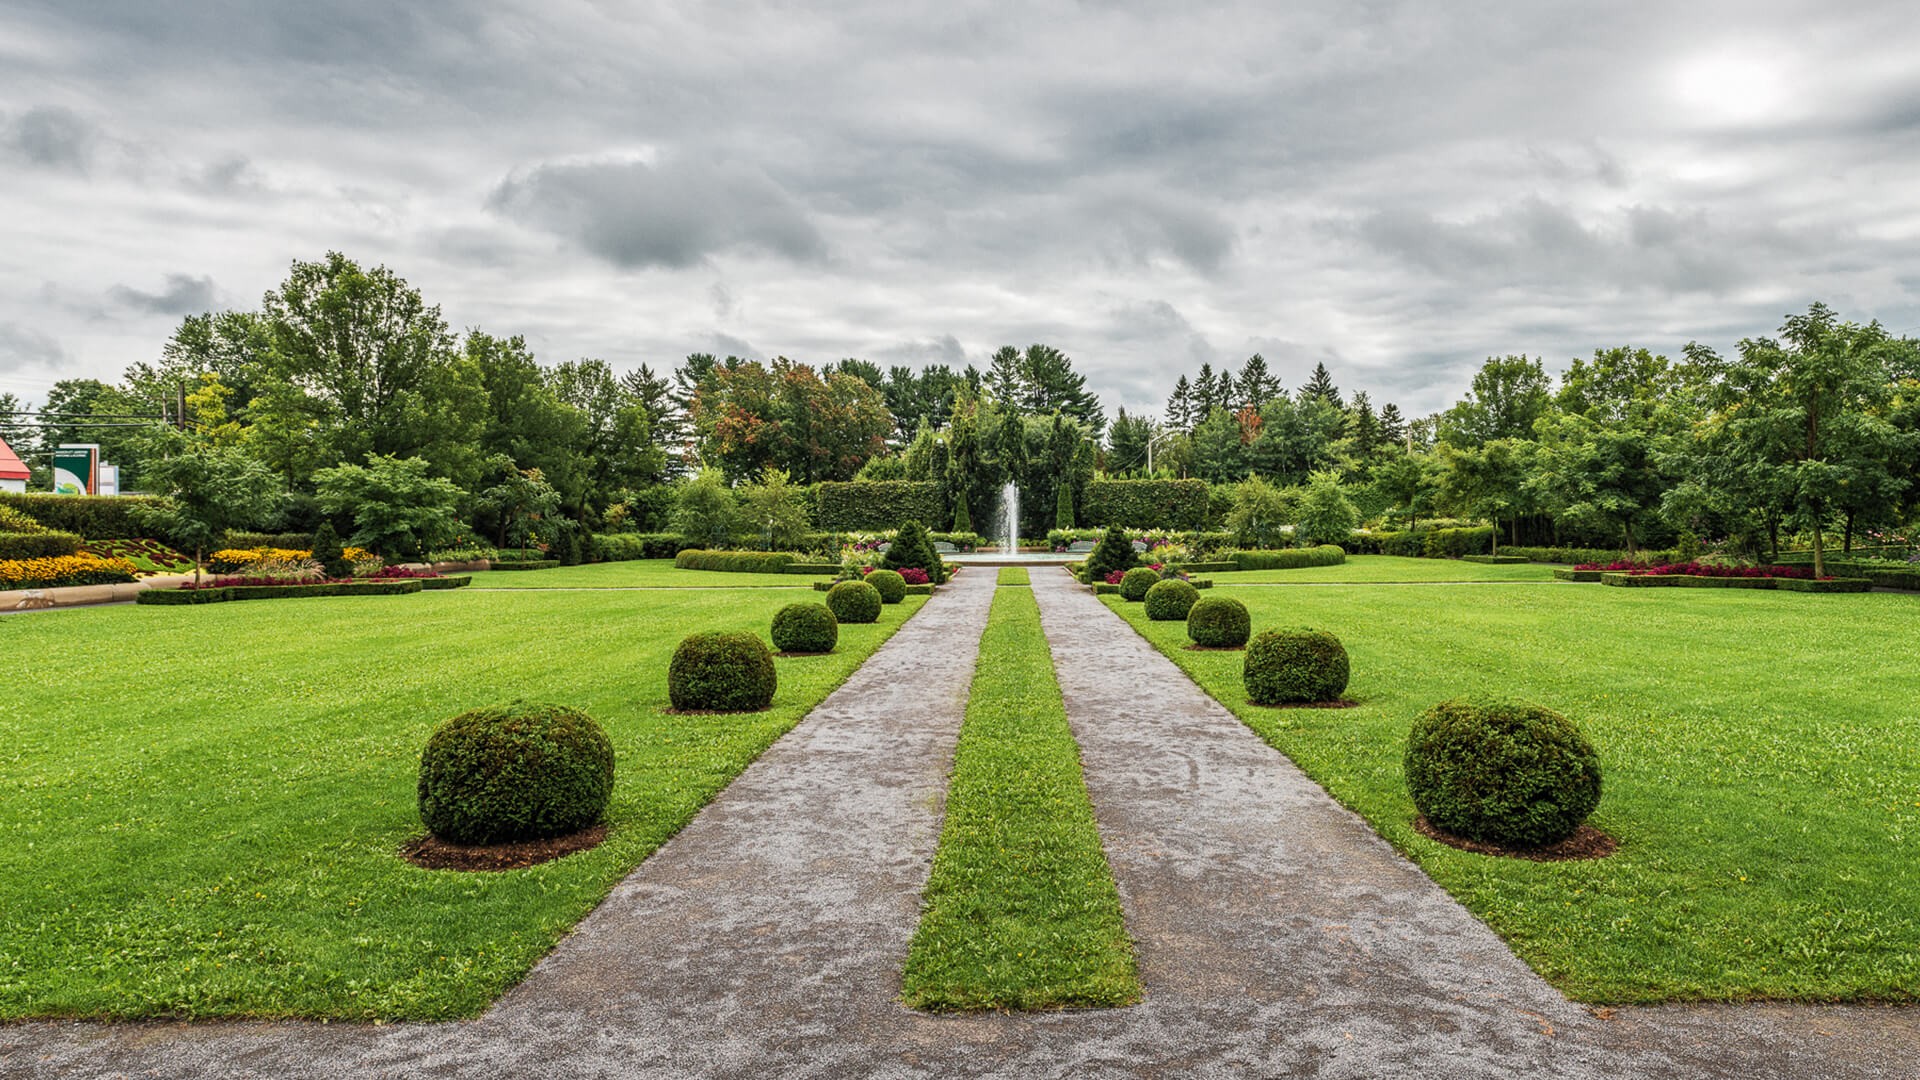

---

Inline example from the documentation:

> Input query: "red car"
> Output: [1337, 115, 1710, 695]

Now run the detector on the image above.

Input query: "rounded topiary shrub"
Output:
[1144, 578, 1199, 621]
[417, 702, 614, 845]
[1405, 698, 1602, 849]
[669, 631, 777, 712]
[826, 579, 882, 624]
[771, 602, 838, 654]
[865, 568, 907, 604]
[1119, 566, 1161, 601]
[1187, 596, 1251, 648]
[1243, 627, 1349, 704]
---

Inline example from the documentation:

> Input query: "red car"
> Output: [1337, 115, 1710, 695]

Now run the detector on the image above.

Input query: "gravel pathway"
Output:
[6, 568, 1916, 1079]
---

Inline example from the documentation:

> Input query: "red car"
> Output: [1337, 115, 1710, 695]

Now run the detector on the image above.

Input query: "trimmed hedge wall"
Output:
[1229, 545, 1347, 571]
[1174, 560, 1238, 574]
[1773, 559, 1920, 591]
[783, 563, 840, 575]
[1352, 526, 1494, 558]
[137, 580, 425, 604]
[0, 493, 163, 540]
[811, 481, 942, 530]
[1554, 569, 1603, 582]
[1774, 577, 1873, 593]
[1461, 554, 1529, 565]
[1501, 545, 1682, 566]
[674, 550, 801, 573]
[225, 531, 315, 550]
[1080, 479, 1214, 530]
[592, 532, 693, 561]
[487, 560, 560, 571]
[0, 530, 83, 559]
[421, 575, 472, 590]
[1600, 573, 1773, 589]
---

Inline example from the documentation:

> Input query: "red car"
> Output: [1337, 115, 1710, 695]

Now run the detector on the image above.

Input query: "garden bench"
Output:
[933, 542, 956, 553]
[1067, 541, 1096, 553]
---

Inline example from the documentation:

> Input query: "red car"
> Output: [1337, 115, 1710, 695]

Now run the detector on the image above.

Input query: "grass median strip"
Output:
[996, 566, 1031, 586]
[901, 583, 1139, 1011]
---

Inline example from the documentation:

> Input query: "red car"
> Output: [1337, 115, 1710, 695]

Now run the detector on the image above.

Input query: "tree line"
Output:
[4, 251, 1915, 572]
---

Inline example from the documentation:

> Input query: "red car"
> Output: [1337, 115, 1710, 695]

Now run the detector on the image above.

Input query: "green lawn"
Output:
[996, 566, 1031, 586]
[1205, 554, 1560, 584]
[1105, 583, 1920, 1003]
[0, 588, 923, 1020]
[902, 584, 1139, 1010]
[466, 558, 818, 589]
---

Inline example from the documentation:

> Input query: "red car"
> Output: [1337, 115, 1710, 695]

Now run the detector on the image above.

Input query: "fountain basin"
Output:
[945, 551, 1080, 566]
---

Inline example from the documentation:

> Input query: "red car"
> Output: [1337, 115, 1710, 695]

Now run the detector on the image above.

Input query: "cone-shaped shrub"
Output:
[417, 702, 614, 845]
[1405, 698, 1601, 848]
[1144, 578, 1199, 620]
[669, 631, 777, 712]
[882, 519, 945, 583]
[771, 602, 838, 654]
[1187, 596, 1250, 648]
[865, 568, 907, 604]
[827, 579, 883, 624]
[1243, 627, 1349, 704]
[1119, 566, 1161, 601]
[1083, 525, 1138, 583]
[312, 520, 352, 579]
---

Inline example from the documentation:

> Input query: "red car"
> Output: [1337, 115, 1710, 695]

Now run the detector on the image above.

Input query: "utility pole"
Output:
[178, 382, 188, 431]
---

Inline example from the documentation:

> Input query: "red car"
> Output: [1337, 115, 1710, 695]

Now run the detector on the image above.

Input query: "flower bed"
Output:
[1578, 560, 1816, 579]
[0, 553, 139, 589]
[207, 546, 372, 574]
[80, 538, 195, 574]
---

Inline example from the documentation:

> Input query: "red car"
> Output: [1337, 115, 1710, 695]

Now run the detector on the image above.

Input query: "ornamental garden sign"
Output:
[52, 444, 99, 495]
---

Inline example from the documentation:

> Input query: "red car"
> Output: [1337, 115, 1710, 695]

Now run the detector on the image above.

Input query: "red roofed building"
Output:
[0, 436, 28, 493]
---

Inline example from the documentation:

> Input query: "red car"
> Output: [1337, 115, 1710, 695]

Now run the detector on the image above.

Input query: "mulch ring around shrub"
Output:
[1184, 644, 1246, 652]
[1413, 816, 1617, 862]
[1244, 698, 1362, 709]
[772, 650, 834, 658]
[400, 824, 608, 871]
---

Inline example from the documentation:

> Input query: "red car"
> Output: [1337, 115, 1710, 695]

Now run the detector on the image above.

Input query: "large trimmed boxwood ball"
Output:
[826, 579, 883, 624]
[1187, 596, 1250, 648]
[417, 702, 614, 845]
[1405, 698, 1601, 849]
[771, 602, 838, 654]
[669, 631, 777, 712]
[865, 568, 907, 604]
[1119, 566, 1161, 601]
[1243, 627, 1349, 704]
[1144, 578, 1199, 621]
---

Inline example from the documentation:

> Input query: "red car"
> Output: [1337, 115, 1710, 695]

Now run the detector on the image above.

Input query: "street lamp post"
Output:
[1146, 427, 1183, 477]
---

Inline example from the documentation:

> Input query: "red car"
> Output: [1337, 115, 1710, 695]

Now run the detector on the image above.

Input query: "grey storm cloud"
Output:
[487, 159, 827, 270]
[107, 273, 218, 316]
[4, 106, 95, 171]
[4, 1, 1920, 418]
[0, 323, 66, 371]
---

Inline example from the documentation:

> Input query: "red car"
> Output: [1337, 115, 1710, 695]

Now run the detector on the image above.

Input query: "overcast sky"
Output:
[4, 1, 1920, 420]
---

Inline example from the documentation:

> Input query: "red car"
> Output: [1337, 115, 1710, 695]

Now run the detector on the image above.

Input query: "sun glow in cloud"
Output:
[1670, 47, 1793, 126]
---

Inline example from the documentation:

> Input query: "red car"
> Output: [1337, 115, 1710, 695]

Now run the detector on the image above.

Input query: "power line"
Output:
[0, 411, 164, 420]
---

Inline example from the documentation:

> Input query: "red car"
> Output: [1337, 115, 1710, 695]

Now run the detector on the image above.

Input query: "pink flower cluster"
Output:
[899, 567, 930, 585]
[1105, 570, 1126, 585]
[368, 565, 439, 579]
[1574, 559, 1819, 580]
